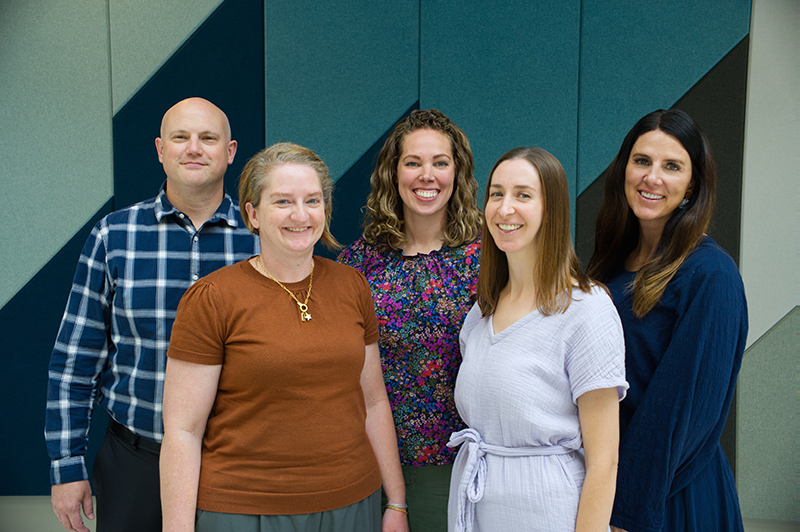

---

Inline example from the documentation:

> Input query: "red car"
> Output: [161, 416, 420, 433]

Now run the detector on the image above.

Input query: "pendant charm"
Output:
[298, 303, 312, 322]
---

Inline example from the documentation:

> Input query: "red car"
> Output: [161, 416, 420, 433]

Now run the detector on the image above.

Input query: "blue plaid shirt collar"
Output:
[153, 181, 243, 228]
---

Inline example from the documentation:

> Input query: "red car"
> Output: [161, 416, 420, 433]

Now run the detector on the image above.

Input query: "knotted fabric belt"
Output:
[447, 428, 574, 532]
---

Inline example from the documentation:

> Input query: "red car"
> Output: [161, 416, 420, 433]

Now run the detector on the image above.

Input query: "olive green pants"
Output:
[383, 465, 453, 532]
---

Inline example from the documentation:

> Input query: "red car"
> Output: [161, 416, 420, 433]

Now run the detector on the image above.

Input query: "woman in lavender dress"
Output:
[449, 148, 627, 532]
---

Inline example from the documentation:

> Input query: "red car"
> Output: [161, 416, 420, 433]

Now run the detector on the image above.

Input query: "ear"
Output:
[227, 140, 238, 165]
[245, 202, 259, 229]
[155, 138, 164, 163]
[684, 182, 694, 200]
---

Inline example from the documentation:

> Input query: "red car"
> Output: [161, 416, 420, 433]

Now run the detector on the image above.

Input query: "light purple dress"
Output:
[448, 286, 628, 532]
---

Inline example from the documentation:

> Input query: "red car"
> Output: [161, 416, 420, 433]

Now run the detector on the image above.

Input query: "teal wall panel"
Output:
[109, 0, 224, 112]
[0, 0, 113, 309]
[265, 0, 419, 181]
[421, 0, 582, 199]
[737, 307, 798, 520]
[577, 0, 751, 192]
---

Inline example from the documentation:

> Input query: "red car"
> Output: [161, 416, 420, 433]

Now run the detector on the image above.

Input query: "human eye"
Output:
[405, 161, 420, 167]
[307, 197, 321, 205]
[489, 190, 503, 199]
[434, 160, 449, 168]
[665, 162, 680, 171]
[517, 192, 531, 200]
[633, 157, 650, 166]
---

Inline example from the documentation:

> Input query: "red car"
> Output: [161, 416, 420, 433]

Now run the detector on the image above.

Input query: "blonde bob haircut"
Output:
[477, 147, 593, 318]
[363, 109, 481, 250]
[238, 142, 340, 250]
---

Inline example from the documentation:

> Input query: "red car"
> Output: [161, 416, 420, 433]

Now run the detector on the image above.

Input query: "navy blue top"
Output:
[606, 236, 747, 532]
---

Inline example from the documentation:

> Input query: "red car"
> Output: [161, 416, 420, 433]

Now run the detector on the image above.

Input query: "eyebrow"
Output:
[403, 153, 452, 160]
[631, 152, 687, 164]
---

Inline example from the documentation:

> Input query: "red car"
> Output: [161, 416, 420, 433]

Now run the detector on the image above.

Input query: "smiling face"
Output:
[156, 98, 236, 194]
[245, 163, 325, 262]
[485, 158, 544, 261]
[624, 129, 693, 237]
[396, 128, 455, 226]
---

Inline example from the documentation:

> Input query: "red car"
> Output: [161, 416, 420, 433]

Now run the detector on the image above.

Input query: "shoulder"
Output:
[337, 238, 390, 272]
[674, 237, 743, 291]
[318, 256, 370, 285]
[444, 238, 481, 262]
[460, 303, 484, 338]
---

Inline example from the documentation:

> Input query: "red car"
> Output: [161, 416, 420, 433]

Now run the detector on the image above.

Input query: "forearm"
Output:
[364, 399, 406, 505]
[575, 459, 617, 532]
[160, 430, 203, 532]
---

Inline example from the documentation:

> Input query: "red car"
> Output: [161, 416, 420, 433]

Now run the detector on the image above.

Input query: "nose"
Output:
[498, 196, 514, 217]
[291, 203, 309, 221]
[643, 167, 663, 186]
[186, 136, 203, 155]
[420, 165, 434, 182]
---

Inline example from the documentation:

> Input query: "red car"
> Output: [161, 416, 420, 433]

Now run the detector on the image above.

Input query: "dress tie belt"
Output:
[447, 428, 574, 532]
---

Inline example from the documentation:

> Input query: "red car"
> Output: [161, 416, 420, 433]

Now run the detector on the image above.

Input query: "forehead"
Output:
[162, 102, 228, 135]
[631, 129, 689, 160]
[491, 158, 540, 187]
[263, 163, 322, 194]
[400, 128, 452, 155]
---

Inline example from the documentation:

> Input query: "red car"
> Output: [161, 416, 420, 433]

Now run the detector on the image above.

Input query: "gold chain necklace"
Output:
[256, 255, 313, 322]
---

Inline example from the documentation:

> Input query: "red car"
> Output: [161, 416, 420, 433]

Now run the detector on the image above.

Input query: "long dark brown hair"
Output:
[363, 109, 481, 250]
[478, 147, 593, 317]
[587, 109, 716, 317]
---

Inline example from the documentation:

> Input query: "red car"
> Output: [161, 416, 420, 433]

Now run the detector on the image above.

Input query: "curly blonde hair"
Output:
[363, 109, 481, 250]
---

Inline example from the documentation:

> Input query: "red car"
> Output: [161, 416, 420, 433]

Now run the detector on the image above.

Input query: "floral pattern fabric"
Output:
[338, 238, 480, 465]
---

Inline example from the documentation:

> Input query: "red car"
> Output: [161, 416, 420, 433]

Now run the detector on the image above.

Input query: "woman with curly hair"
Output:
[338, 109, 482, 531]
[588, 109, 747, 532]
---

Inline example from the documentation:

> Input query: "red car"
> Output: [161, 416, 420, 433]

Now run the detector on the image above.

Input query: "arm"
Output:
[611, 263, 747, 532]
[360, 342, 409, 532]
[575, 387, 620, 532]
[160, 358, 221, 532]
[45, 225, 111, 531]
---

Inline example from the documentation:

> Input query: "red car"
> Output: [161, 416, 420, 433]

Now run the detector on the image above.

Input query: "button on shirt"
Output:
[45, 184, 258, 485]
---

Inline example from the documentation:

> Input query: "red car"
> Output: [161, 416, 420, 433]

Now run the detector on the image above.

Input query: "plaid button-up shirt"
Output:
[45, 184, 258, 485]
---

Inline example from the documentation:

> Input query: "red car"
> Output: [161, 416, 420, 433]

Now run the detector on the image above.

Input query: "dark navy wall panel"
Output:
[0, 201, 113, 495]
[577, 0, 751, 193]
[421, 0, 582, 201]
[265, 0, 419, 183]
[113, 0, 266, 209]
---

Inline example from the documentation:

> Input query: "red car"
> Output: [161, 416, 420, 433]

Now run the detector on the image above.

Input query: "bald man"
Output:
[45, 98, 258, 532]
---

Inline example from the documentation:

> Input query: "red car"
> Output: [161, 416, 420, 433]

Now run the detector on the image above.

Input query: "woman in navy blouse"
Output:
[587, 109, 747, 532]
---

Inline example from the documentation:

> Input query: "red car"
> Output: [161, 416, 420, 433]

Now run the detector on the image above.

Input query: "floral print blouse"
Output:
[338, 238, 481, 466]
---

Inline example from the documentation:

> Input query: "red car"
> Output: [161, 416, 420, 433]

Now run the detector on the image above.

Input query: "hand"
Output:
[51, 480, 94, 532]
[382, 507, 409, 532]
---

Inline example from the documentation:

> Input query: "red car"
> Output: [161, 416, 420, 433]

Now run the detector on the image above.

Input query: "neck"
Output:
[165, 182, 224, 229]
[257, 248, 314, 283]
[628, 222, 663, 271]
[504, 249, 537, 299]
[401, 210, 446, 255]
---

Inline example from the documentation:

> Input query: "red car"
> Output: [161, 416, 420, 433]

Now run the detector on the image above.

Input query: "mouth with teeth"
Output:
[639, 190, 665, 200]
[414, 189, 439, 199]
[497, 224, 522, 232]
[285, 227, 310, 233]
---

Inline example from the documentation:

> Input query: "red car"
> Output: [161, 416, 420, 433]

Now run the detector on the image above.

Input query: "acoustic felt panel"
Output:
[420, 0, 582, 200]
[264, 0, 419, 182]
[112, 0, 266, 209]
[0, 201, 114, 495]
[0, 0, 113, 308]
[577, 0, 751, 193]
[109, 0, 224, 112]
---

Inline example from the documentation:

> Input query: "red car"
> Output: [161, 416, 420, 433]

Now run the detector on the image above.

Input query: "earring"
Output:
[679, 198, 689, 208]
